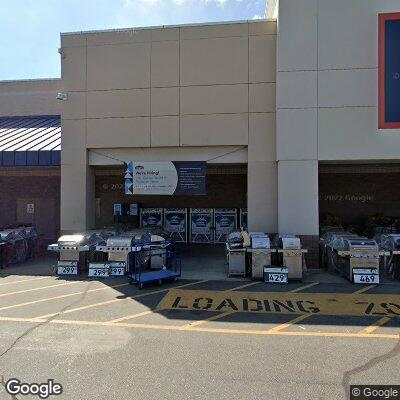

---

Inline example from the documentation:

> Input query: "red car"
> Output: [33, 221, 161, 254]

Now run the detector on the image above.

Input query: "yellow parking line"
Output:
[358, 316, 392, 334]
[262, 282, 320, 332]
[0, 283, 130, 312]
[268, 283, 376, 333]
[354, 285, 376, 294]
[108, 310, 155, 324]
[185, 311, 235, 328]
[109, 282, 258, 326]
[37, 280, 208, 320]
[0, 281, 80, 298]
[0, 315, 398, 340]
[228, 281, 260, 291]
[0, 276, 52, 287]
[290, 282, 319, 293]
[181, 281, 259, 329]
[267, 314, 311, 333]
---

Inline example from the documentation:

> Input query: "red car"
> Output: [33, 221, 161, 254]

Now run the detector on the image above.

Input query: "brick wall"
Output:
[0, 172, 60, 241]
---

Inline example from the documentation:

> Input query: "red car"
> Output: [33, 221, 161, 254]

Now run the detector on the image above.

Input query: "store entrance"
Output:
[94, 164, 247, 279]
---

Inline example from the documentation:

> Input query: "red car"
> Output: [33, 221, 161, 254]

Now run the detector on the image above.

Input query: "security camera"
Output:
[58, 48, 66, 59]
[56, 92, 68, 101]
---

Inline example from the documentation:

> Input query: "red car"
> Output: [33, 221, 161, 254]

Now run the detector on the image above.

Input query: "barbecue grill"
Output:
[374, 233, 400, 280]
[48, 229, 118, 275]
[272, 235, 307, 280]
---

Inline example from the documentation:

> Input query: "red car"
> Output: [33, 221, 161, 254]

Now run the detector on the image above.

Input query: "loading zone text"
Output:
[158, 289, 400, 317]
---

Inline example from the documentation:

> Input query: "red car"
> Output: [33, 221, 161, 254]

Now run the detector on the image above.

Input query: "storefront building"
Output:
[1, 0, 400, 265]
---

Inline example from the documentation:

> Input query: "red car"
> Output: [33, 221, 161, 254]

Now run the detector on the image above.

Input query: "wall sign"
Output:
[140, 208, 163, 227]
[214, 208, 237, 243]
[190, 208, 213, 243]
[379, 13, 400, 129]
[164, 208, 187, 243]
[125, 161, 206, 195]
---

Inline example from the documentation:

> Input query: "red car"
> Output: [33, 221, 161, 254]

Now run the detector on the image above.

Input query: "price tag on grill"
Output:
[88, 263, 109, 278]
[353, 268, 379, 284]
[57, 261, 78, 275]
[264, 267, 288, 284]
[108, 262, 126, 276]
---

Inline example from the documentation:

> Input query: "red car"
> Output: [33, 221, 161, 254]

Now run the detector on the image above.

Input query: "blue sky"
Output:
[0, 0, 266, 80]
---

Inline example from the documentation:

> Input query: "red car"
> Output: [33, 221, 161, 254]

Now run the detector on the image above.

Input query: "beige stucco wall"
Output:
[59, 20, 277, 232]
[0, 79, 61, 117]
[276, 0, 400, 236]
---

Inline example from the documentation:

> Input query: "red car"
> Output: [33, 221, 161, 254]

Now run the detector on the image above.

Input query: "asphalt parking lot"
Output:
[0, 274, 398, 399]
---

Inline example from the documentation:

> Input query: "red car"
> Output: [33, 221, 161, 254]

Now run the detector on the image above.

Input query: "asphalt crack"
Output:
[342, 335, 400, 399]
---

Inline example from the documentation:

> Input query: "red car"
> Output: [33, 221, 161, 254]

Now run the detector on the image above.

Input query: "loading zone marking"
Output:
[157, 289, 400, 318]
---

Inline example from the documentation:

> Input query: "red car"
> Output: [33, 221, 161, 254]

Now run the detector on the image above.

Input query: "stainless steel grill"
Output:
[273, 235, 307, 280]
[48, 229, 118, 275]
[374, 233, 400, 280]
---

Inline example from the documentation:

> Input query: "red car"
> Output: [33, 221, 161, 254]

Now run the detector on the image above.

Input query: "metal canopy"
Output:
[0, 115, 61, 166]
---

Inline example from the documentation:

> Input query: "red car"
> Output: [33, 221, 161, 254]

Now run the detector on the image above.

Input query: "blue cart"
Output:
[129, 243, 181, 288]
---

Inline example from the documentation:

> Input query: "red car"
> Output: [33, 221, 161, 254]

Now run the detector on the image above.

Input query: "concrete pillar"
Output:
[59, 37, 94, 233]
[247, 113, 278, 234]
[60, 119, 95, 232]
[248, 161, 278, 233]
[276, 0, 320, 265]
[277, 160, 318, 235]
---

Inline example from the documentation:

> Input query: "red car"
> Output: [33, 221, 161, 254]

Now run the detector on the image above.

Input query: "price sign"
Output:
[353, 268, 380, 284]
[109, 262, 126, 276]
[88, 262, 109, 278]
[264, 267, 288, 284]
[57, 261, 78, 275]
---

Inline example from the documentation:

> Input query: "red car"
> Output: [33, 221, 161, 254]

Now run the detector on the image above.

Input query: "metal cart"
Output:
[129, 243, 181, 289]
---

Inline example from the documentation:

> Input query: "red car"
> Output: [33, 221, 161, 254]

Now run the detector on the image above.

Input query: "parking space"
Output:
[0, 274, 398, 341]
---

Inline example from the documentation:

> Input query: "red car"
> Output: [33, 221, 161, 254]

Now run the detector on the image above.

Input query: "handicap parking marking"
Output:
[157, 288, 400, 318]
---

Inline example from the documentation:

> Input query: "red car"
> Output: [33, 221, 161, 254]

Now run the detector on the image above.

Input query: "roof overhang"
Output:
[0, 115, 61, 167]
